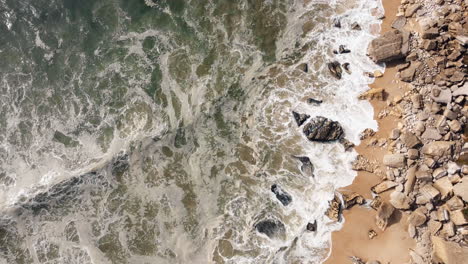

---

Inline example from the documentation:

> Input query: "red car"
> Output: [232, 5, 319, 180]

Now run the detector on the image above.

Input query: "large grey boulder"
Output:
[368, 29, 410, 63]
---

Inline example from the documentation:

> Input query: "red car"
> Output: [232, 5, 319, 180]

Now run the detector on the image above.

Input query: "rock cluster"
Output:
[362, 0, 468, 262]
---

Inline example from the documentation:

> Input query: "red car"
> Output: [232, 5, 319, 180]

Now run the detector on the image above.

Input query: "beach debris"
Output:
[303, 116, 344, 142]
[292, 111, 310, 127]
[271, 184, 292, 206]
[375, 202, 395, 231]
[327, 61, 342, 79]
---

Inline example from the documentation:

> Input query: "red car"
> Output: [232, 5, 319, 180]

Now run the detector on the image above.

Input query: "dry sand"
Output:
[324, 0, 417, 263]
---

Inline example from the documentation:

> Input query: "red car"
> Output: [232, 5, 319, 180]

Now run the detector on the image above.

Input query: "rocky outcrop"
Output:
[367, 29, 410, 63]
[303, 116, 344, 142]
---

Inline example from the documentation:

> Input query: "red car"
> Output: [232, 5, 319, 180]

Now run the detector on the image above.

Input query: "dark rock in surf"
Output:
[306, 221, 317, 232]
[271, 184, 292, 206]
[292, 111, 310, 127]
[297, 63, 308, 73]
[351, 22, 362, 30]
[327, 61, 343, 79]
[292, 156, 314, 177]
[333, 18, 341, 28]
[339, 45, 351, 54]
[303, 116, 344, 142]
[255, 219, 285, 238]
[307, 98, 323, 105]
[342, 63, 351, 74]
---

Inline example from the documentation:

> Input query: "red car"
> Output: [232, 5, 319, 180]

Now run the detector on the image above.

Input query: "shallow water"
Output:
[0, 0, 382, 263]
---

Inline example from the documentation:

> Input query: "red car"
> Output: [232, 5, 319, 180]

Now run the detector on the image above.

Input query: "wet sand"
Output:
[324, 0, 416, 263]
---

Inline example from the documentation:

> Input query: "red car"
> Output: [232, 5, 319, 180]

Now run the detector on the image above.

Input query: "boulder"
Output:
[430, 88, 452, 104]
[292, 111, 310, 127]
[390, 191, 411, 209]
[342, 192, 365, 209]
[445, 196, 465, 211]
[419, 184, 441, 202]
[400, 62, 421, 82]
[407, 149, 419, 160]
[432, 236, 468, 264]
[367, 30, 409, 63]
[450, 209, 468, 226]
[453, 180, 468, 202]
[383, 154, 406, 168]
[358, 88, 385, 101]
[389, 128, 400, 140]
[372, 181, 398, 194]
[376, 202, 395, 231]
[271, 184, 292, 206]
[391, 16, 406, 30]
[422, 27, 439, 39]
[326, 195, 342, 221]
[404, 166, 417, 195]
[421, 141, 454, 157]
[303, 116, 344, 142]
[408, 209, 427, 227]
[405, 4, 421, 17]
[421, 127, 443, 140]
[434, 177, 453, 200]
[400, 132, 421, 148]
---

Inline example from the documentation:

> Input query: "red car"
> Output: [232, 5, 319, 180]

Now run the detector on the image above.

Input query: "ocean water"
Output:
[0, 0, 383, 263]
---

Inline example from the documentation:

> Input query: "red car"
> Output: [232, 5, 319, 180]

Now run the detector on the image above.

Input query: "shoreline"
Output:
[324, 0, 468, 263]
[324, 0, 415, 263]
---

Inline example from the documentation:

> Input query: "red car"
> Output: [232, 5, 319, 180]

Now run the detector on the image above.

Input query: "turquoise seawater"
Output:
[0, 0, 382, 263]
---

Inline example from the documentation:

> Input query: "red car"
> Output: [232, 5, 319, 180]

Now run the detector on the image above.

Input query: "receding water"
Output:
[0, 0, 382, 263]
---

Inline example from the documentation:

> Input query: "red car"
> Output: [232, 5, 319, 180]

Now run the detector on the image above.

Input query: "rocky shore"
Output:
[323, 0, 468, 263]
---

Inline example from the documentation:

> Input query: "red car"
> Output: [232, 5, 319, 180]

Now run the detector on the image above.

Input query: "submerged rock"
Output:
[292, 156, 314, 177]
[327, 61, 343, 79]
[339, 45, 351, 54]
[292, 111, 310, 127]
[307, 98, 323, 105]
[271, 184, 292, 206]
[255, 219, 285, 238]
[303, 116, 344, 142]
